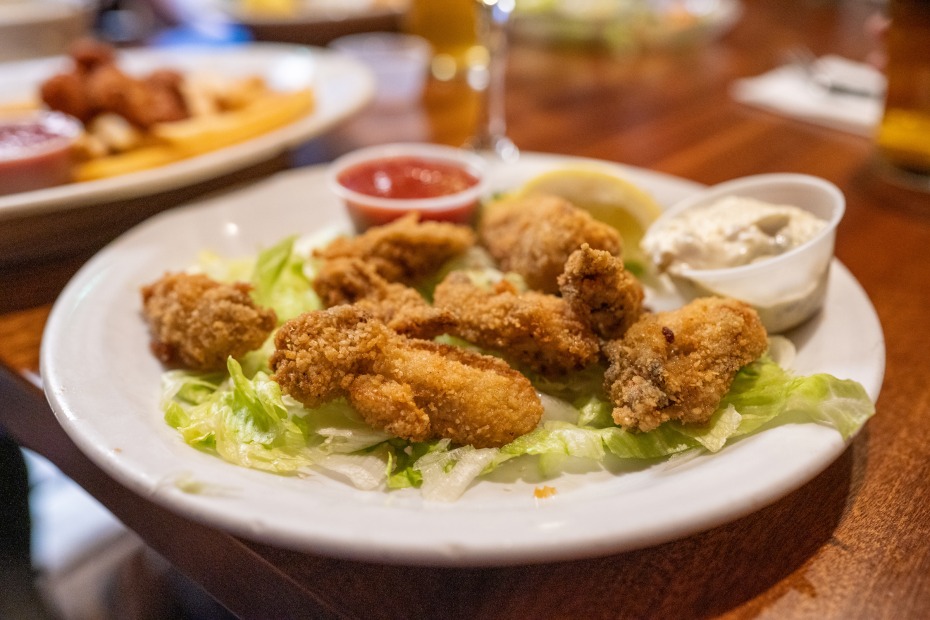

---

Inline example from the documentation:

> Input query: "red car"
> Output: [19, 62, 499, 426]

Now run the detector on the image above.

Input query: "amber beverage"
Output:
[421, 78, 481, 148]
[403, 0, 517, 159]
[876, 0, 930, 179]
[403, 0, 484, 148]
[404, 0, 481, 67]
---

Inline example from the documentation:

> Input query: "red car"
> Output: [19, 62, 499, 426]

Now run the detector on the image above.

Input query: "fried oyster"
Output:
[141, 272, 276, 371]
[270, 305, 543, 448]
[478, 193, 623, 294]
[603, 297, 767, 432]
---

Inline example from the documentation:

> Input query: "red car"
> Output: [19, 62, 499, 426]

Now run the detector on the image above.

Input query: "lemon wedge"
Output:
[514, 166, 664, 270]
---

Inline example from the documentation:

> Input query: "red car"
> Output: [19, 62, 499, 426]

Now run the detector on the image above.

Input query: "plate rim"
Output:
[224, 2, 406, 27]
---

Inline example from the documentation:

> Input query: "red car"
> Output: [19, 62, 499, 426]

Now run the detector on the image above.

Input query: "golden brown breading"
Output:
[433, 271, 600, 376]
[314, 213, 476, 285]
[557, 243, 644, 340]
[478, 193, 623, 294]
[40, 39, 189, 128]
[39, 73, 94, 123]
[141, 273, 277, 371]
[313, 257, 454, 339]
[270, 306, 542, 448]
[69, 38, 116, 73]
[603, 297, 768, 432]
[85, 64, 187, 128]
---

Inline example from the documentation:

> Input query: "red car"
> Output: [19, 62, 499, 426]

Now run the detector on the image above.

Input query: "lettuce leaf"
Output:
[385, 439, 447, 489]
[314, 449, 390, 491]
[413, 442, 501, 502]
[163, 362, 397, 483]
[250, 236, 321, 323]
[188, 237, 321, 325]
[194, 250, 254, 283]
[718, 360, 875, 440]
[491, 355, 874, 478]
[165, 358, 317, 474]
[162, 350, 874, 501]
[304, 399, 393, 454]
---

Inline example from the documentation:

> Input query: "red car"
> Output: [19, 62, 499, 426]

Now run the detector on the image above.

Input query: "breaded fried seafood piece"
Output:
[69, 38, 117, 73]
[141, 273, 277, 371]
[41, 40, 188, 128]
[557, 243, 644, 340]
[87, 64, 187, 128]
[40, 73, 94, 123]
[603, 297, 767, 432]
[313, 257, 454, 339]
[270, 306, 543, 448]
[478, 193, 622, 294]
[314, 213, 476, 285]
[433, 271, 600, 376]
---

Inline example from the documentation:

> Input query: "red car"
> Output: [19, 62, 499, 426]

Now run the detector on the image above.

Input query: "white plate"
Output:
[41, 153, 885, 567]
[513, 0, 742, 48]
[216, 0, 407, 26]
[0, 43, 374, 220]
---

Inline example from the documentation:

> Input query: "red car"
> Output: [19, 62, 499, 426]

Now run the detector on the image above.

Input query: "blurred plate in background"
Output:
[513, 0, 742, 51]
[0, 43, 374, 265]
[214, 0, 409, 45]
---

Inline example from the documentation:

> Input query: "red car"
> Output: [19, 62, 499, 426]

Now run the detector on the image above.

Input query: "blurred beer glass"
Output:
[875, 0, 930, 187]
[404, 0, 518, 161]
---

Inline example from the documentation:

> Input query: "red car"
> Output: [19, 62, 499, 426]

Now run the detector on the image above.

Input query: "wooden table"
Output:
[3, 0, 930, 617]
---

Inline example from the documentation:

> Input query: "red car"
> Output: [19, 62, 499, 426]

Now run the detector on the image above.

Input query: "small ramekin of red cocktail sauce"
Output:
[328, 143, 489, 231]
[0, 111, 81, 196]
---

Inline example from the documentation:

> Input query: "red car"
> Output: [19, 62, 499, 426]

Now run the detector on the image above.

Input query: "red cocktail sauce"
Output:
[0, 112, 80, 195]
[336, 155, 481, 230]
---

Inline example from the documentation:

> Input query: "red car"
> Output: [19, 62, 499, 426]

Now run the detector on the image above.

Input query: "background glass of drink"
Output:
[875, 0, 930, 188]
[404, 0, 519, 161]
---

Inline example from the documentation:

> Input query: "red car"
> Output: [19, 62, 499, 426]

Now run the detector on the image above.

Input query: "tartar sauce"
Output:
[643, 196, 827, 272]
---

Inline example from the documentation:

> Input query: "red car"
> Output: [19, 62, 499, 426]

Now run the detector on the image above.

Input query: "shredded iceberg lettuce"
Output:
[414, 442, 501, 502]
[189, 236, 321, 324]
[162, 351, 874, 501]
[193, 250, 254, 283]
[250, 236, 321, 323]
[164, 358, 316, 473]
[160, 241, 876, 502]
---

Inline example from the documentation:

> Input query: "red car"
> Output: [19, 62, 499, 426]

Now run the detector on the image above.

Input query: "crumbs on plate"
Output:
[534, 485, 557, 499]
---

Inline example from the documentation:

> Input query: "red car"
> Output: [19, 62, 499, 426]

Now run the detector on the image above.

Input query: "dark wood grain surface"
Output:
[3, 1, 930, 617]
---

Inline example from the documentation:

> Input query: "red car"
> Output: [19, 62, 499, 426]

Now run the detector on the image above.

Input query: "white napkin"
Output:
[730, 55, 886, 137]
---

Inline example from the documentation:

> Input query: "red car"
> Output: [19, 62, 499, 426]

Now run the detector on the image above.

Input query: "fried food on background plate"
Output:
[478, 193, 623, 294]
[557, 243, 644, 341]
[41, 39, 188, 128]
[141, 273, 277, 371]
[37, 37, 316, 181]
[270, 306, 543, 448]
[432, 271, 601, 376]
[603, 297, 768, 432]
[69, 37, 117, 72]
[314, 213, 476, 285]
[313, 256, 454, 339]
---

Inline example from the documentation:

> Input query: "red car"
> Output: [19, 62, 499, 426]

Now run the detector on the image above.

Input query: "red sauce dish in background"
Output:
[328, 143, 488, 231]
[0, 111, 82, 195]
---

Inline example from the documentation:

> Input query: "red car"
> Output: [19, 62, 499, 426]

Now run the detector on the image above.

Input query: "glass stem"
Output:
[472, 0, 518, 161]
